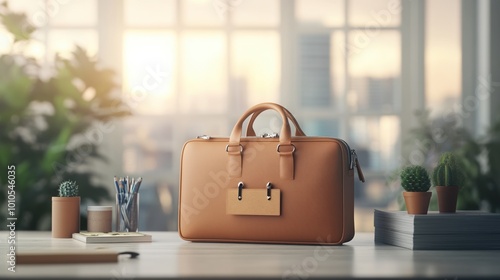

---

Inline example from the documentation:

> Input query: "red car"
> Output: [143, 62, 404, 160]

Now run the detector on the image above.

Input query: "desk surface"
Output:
[2, 231, 500, 279]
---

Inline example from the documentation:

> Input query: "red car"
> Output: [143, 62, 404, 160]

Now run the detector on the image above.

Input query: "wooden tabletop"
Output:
[3, 231, 500, 279]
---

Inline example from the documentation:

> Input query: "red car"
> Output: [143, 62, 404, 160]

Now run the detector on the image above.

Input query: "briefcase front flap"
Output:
[226, 186, 281, 216]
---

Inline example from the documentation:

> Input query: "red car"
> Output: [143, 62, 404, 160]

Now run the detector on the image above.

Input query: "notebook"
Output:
[72, 232, 152, 243]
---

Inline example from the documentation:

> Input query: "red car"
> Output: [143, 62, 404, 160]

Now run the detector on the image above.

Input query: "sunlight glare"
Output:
[180, 32, 226, 113]
[232, 31, 280, 106]
[123, 31, 176, 115]
[349, 31, 400, 78]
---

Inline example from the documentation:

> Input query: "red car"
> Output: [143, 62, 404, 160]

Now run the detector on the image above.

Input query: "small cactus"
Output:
[439, 152, 460, 166]
[400, 165, 431, 192]
[58, 180, 79, 197]
[432, 152, 465, 187]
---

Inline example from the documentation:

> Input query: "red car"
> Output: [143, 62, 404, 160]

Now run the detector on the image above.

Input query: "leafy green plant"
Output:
[0, 3, 130, 229]
[432, 152, 465, 187]
[58, 181, 79, 197]
[400, 165, 431, 192]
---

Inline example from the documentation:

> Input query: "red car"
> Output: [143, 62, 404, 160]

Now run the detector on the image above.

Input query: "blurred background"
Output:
[1, 0, 499, 232]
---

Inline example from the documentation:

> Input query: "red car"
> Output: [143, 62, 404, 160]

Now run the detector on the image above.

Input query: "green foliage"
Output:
[400, 165, 431, 192]
[405, 110, 500, 212]
[432, 153, 465, 187]
[0, 1, 35, 42]
[58, 181, 79, 197]
[0, 3, 130, 229]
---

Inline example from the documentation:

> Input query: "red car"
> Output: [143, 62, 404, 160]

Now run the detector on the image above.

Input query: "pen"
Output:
[121, 177, 127, 194]
[118, 178, 124, 195]
[130, 177, 135, 194]
[113, 176, 120, 194]
[133, 177, 142, 194]
[125, 176, 130, 193]
[114, 176, 121, 204]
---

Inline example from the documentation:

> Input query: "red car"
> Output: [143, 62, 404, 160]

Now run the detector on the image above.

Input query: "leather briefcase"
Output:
[179, 103, 365, 245]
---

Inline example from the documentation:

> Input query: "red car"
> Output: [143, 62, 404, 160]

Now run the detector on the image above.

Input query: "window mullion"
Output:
[400, 0, 426, 165]
[342, 0, 350, 141]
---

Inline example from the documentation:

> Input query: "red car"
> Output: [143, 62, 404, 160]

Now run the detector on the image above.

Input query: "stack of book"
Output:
[374, 209, 500, 250]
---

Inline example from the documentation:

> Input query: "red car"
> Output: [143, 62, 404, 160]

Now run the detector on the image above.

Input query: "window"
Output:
[5, 0, 98, 67]
[295, 0, 402, 229]
[120, 0, 281, 230]
[425, 0, 461, 115]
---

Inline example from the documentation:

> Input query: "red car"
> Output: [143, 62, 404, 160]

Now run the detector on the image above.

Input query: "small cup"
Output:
[87, 206, 112, 232]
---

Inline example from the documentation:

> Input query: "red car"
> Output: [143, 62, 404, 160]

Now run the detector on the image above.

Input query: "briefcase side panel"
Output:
[179, 137, 354, 245]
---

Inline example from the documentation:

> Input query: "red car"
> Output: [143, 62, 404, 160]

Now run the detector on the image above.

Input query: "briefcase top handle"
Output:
[227, 103, 296, 180]
[246, 105, 306, 137]
[229, 102, 293, 145]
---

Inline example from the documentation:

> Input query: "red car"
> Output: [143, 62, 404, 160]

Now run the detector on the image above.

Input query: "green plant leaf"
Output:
[40, 127, 72, 173]
[0, 56, 33, 109]
[0, 10, 35, 42]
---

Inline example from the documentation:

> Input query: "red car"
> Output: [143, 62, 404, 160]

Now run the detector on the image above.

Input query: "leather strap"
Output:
[246, 105, 306, 137]
[227, 103, 295, 180]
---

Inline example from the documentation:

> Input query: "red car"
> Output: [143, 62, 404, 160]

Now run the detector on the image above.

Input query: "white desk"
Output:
[2, 231, 500, 279]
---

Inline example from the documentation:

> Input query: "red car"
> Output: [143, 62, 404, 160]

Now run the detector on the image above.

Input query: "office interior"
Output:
[1, 0, 499, 233]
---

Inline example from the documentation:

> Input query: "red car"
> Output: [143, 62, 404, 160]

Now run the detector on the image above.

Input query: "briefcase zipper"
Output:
[196, 135, 354, 168]
[334, 138, 353, 169]
[335, 139, 365, 182]
[196, 134, 364, 181]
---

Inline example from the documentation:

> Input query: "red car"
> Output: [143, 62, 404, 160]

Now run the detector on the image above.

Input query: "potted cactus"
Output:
[52, 181, 80, 238]
[432, 152, 465, 213]
[401, 165, 432, 214]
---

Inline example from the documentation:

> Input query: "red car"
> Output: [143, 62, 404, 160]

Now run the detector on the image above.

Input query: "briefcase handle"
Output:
[227, 103, 296, 180]
[246, 104, 306, 137]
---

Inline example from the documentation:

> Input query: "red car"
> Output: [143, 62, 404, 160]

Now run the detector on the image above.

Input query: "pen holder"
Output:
[115, 193, 139, 232]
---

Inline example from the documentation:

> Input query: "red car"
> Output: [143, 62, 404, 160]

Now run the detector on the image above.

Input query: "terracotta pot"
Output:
[403, 192, 431, 214]
[52, 197, 80, 238]
[436, 186, 459, 213]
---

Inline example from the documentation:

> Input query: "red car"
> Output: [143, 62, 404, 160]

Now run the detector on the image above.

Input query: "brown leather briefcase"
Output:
[179, 103, 365, 245]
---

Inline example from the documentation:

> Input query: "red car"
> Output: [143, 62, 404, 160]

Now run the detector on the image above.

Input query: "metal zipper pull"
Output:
[260, 133, 279, 138]
[350, 150, 356, 169]
[351, 150, 365, 183]
[197, 135, 211, 140]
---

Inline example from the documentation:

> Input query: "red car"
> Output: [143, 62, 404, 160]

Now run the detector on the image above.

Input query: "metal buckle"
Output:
[276, 143, 296, 153]
[266, 182, 272, 200]
[237, 182, 244, 200]
[225, 144, 243, 153]
[238, 182, 273, 201]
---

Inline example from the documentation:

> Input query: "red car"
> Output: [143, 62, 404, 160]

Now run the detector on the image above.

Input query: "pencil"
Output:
[113, 176, 120, 194]
[133, 177, 142, 194]
[125, 176, 130, 193]
[130, 177, 135, 194]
